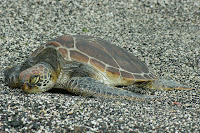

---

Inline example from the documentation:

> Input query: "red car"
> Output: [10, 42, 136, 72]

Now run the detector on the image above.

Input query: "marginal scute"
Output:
[53, 36, 74, 48]
[117, 71, 135, 86]
[75, 38, 119, 68]
[90, 58, 105, 72]
[120, 71, 134, 79]
[133, 74, 146, 80]
[46, 42, 61, 47]
[106, 66, 120, 82]
[143, 74, 151, 79]
[58, 48, 68, 59]
[70, 50, 89, 63]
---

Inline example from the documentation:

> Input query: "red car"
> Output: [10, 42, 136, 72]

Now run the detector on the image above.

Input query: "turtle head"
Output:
[19, 63, 57, 93]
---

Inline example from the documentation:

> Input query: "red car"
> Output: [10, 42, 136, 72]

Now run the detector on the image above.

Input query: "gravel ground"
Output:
[0, 0, 200, 132]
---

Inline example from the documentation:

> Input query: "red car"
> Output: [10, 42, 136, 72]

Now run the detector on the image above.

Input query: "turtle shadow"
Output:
[47, 88, 76, 95]
[47, 88, 95, 98]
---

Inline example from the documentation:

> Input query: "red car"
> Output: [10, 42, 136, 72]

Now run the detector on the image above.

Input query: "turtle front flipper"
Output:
[66, 77, 156, 100]
[4, 66, 21, 88]
[146, 79, 195, 90]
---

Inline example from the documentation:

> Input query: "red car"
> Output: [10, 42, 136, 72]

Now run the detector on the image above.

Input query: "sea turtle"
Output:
[4, 35, 194, 99]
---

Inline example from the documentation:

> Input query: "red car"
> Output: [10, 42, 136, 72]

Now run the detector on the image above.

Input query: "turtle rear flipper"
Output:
[66, 77, 156, 100]
[146, 79, 195, 90]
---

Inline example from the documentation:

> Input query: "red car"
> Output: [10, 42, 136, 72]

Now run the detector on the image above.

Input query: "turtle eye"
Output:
[29, 75, 40, 86]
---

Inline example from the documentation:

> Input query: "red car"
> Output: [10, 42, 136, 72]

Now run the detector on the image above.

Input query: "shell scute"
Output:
[96, 38, 148, 74]
[75, 38, 119, 68]
[58, 48, 68, 59]
[70, 50, 89, 63]
[90, 58, 105, 72]
[106, 66, 120, 82]
[121, 71, 134, 79]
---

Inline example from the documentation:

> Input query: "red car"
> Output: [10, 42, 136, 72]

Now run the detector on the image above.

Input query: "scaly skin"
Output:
[66, 77, 156, 99]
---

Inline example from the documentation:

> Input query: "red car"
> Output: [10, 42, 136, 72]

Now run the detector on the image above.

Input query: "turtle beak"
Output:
[21, 83, 30, 91]
[21, 83, 40, 93]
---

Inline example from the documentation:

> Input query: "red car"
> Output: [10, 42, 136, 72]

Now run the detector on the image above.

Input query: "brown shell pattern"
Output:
[33, 35, 157, 83]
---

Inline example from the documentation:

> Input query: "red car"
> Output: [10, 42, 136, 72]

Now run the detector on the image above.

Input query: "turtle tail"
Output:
[145, 79, 195, 90]
[66, 77, 156, 100]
